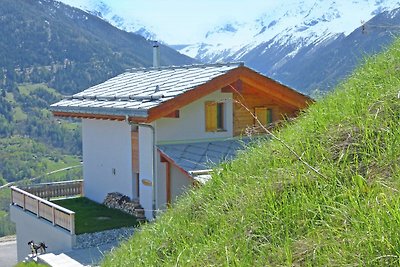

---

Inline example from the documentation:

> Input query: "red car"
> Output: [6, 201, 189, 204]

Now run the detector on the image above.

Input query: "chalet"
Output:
[10, 59, 311, 261]
[49, 61, 312, 220]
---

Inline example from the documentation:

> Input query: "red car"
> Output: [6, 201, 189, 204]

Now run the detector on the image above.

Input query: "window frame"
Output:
[254, 107, 273, 126]
[205, 101, 225, 132]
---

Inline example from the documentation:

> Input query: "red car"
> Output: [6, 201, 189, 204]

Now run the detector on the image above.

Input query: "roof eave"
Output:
[50, 105, 149, 121]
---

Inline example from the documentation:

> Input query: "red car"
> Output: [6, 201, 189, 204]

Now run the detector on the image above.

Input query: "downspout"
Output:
[125, 116, 157, 219]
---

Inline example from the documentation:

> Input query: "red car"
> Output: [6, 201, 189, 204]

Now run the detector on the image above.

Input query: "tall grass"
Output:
[103, 39, 400, 266]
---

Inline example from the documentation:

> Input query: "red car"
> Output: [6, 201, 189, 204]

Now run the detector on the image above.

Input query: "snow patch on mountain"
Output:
[179, 0, 400, 62]
[57, 0, 400, 64]
[57, 0, 159, 40]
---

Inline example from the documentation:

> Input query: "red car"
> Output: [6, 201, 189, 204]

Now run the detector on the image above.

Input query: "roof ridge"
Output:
[125, 62, 244, 73]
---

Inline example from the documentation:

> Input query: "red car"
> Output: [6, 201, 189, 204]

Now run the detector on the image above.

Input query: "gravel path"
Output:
[74, 227, 135, 249]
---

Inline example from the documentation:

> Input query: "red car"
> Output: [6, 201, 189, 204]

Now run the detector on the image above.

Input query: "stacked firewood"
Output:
[103, 192, 146, 222]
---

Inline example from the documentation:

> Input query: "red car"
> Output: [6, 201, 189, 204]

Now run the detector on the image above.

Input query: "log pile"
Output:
[103, 192, 146, 222]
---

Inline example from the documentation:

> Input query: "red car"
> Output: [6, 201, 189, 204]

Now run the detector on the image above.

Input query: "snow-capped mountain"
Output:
[58, 0, 159, 40]
[180, 0, 400, 62]
[57, 0, 400, 93]
[178, 0, 400, 93]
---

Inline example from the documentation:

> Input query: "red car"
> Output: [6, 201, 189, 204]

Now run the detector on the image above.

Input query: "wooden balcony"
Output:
[10, 180, 83, 235]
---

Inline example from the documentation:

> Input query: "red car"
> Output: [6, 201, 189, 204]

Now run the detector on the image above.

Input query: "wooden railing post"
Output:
[70, 213, 75, 235]
[52, 206, 56, 226]
[37, 200, 40, 218]
[23, 194, 26, 211]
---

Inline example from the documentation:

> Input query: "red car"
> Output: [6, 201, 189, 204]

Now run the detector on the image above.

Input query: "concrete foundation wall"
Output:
[10, 205, 75, 262]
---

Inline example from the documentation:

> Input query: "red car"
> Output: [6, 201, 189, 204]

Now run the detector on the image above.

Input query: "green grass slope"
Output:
[103, 39, 400, 266]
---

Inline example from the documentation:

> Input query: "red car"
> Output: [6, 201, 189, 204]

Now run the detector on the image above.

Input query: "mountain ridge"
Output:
[0, 0, 195, 183]
[63, 0, 400, 94]
[0, 0, 194, 95]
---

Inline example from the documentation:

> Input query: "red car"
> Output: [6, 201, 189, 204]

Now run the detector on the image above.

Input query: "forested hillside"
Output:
[0, 0, 194, 95]
[0, 0, 194, 184]
[0, 0, 194, 237]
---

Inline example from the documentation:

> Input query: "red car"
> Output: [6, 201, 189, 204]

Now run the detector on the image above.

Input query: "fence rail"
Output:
[10, 185, 76, 234]
[20, 180, 83, 200]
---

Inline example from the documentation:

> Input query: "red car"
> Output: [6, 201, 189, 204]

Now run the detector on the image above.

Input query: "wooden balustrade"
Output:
[10, 186, 76, 234]
[20, 180, 83, 200]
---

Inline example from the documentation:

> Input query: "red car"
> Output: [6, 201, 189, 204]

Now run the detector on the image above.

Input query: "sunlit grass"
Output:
[102, 39, 400, 266]
[18, 83, 60, 96]
[14, 262, 47, 267]
[53, 197, 139, 234]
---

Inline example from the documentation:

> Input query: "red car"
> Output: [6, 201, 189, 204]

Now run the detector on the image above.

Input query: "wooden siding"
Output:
[233, 84, 298, 136]
[131, 130, 139, 173]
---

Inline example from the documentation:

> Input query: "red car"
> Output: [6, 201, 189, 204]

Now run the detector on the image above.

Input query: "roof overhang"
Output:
[159, 149, 213, 184]
[50, 105, 148, 122]
[146, 66, 313, 122]
[50, 65, 313, 122]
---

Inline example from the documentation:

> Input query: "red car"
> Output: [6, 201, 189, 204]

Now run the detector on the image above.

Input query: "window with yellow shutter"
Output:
[205, 101, 225, 132]
[254, 107, 272, 126]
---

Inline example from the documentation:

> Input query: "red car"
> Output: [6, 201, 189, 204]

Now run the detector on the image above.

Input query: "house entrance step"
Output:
[37, 252, 84, 267]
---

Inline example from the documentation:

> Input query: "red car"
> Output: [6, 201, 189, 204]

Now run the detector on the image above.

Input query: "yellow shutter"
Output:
[254, 107, 267, 126]
[255, 107, 273, 126]
[205, 102, 217, 132]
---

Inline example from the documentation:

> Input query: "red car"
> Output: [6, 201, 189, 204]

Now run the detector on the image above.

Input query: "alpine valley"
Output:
[0, 0, 193, 236]
[61, 0, 400, 94]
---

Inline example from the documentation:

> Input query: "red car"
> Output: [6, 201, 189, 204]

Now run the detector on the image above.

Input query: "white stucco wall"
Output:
[138, 125, 155, 219]
[10, 205, 75, 261]
[156, 90, 233, 142]
[82, 119, 133, 203]
[170, 165, 192, 202]
[80, 90, 233, 219]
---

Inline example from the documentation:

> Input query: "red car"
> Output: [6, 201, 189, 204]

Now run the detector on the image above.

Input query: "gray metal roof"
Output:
[50, 63, 244, 117]
[157, 137, 255, 183]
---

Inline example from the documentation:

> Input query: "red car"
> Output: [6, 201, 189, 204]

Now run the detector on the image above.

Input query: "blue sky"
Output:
[100, 0, 276, 44]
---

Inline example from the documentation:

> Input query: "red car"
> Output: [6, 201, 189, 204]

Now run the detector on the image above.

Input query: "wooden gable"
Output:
[145, 66, 312, 124]
[230, 82, 300, 136]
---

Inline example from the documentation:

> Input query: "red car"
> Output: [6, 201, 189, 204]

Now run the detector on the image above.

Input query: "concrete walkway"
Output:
[37, 241, 119, 266]
[0, 234, 120, 267]
[63, 242, 118, 266]
[0, 236, 17, 267]
[39, 253, 84, 267]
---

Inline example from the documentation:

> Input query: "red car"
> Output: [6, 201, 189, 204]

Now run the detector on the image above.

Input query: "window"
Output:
[205, 101, 225, 132]
[254, 107, 272, 126]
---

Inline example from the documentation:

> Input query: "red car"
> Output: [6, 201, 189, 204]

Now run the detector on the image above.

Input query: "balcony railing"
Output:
[20, 180, 83, 200]
[10, 180, 83, 235]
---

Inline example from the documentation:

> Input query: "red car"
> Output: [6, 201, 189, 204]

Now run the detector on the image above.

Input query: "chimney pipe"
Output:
[153, 41, 160, 68]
